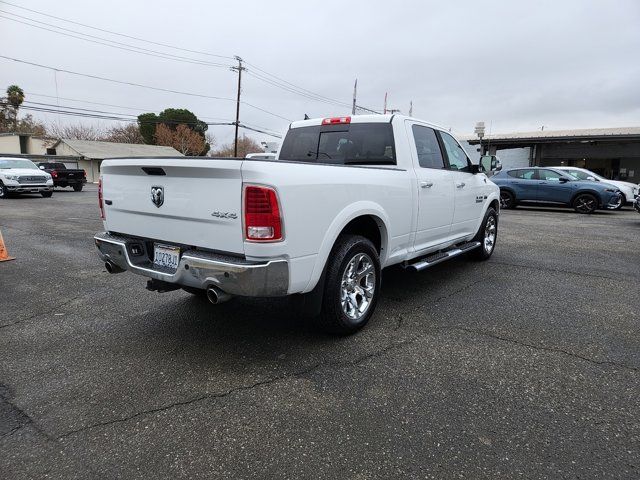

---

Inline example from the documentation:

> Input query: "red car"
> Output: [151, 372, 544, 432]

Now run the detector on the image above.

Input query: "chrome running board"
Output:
[404, 241, 481, 272]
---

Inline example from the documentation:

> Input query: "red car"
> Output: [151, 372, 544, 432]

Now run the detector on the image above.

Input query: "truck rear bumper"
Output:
[94, 232, 289, 297]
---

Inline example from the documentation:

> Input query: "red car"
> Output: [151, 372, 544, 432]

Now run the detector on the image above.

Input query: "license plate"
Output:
[153, 244, 180, 271]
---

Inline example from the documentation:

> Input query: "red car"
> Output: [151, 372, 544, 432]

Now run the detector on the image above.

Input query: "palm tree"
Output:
[6, 85, 24, 131]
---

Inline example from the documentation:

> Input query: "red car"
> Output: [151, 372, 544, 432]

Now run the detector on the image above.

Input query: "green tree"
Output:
[137, 108, 210, 154]
[1, 84, 27, 132]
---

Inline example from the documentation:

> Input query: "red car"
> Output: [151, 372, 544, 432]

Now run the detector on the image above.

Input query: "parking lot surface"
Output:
[1, 185, 639, 479]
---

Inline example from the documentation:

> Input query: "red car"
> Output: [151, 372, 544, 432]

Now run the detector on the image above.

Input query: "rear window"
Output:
[279, 123, 396, 165]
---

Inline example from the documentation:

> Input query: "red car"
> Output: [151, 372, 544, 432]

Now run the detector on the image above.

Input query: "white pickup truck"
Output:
[95, 114, 501, 334]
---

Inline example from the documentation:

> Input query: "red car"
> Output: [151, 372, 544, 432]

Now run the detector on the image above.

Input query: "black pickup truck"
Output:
[36, 162, 87, 191]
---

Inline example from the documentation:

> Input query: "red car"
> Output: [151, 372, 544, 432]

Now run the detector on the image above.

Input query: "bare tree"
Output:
[48, 123, 104, 140]
[154, 123, 205, 155]
[102, 124, 144, 144]
[211, 134, 262, 158]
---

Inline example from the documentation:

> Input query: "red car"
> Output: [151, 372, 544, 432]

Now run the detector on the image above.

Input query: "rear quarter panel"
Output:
[241, 160, 413, 293]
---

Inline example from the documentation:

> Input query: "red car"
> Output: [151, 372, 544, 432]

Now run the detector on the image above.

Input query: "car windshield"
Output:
[0, 159, 38, 169]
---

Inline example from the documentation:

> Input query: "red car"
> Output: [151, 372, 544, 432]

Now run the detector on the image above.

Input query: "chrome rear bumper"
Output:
[94, 232, 289, 297]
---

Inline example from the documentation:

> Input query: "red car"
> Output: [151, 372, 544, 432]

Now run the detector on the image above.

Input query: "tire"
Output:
[573, 193, 598, 214]
[41, 191, 53, 198]
[499, 190, 516, 209]
[316, 234, 381, 335]
[614, 193, 625, 210]
[73, 185, 83, 192]
[0, 181, 7, 199]
[470, 207, 498, 260]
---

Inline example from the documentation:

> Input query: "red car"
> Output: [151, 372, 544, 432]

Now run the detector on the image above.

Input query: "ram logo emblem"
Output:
[151, 186, 164, 208]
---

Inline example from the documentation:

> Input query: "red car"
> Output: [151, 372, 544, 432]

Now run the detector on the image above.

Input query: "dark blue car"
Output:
[492, 167, 622, 214]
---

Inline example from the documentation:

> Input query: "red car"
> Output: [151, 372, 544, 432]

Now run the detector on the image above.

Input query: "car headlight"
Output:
[2, 174, 19, 181]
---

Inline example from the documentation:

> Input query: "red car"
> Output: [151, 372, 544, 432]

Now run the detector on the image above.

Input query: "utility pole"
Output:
[383, 92, 388, 114]
[231, 56, 245, 157]
[409, 101, 413, 117]
[352, 79, 358, 115]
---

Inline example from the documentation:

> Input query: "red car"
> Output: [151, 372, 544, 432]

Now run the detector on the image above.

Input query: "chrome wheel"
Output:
[0, 183, 4, 198]
[575, 195, 597, 213]
[340, 253, 376, 321]
[483, 215, 497, 254]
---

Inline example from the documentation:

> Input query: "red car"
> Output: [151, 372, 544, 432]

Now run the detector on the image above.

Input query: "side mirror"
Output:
[479, 155, 501, 173]
[586, 176, 596, 181]
[558, 177, 569, 183]
[39, 165, 45, 170]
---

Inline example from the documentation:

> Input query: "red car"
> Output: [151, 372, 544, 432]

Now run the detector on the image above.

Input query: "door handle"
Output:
[455, 182, 466, 188]
[420, 181, 434, 188]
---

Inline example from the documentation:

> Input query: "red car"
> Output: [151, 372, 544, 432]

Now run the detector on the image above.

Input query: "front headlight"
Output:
[2, 174, 19, 181]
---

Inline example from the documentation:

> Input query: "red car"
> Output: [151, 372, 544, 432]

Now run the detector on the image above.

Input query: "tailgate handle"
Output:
[141, 167, 166, 176]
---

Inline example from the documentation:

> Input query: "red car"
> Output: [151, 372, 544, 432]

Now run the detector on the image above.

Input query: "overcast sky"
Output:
[1, 0, 639, 146]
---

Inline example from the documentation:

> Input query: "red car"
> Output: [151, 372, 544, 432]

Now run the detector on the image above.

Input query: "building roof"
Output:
[460, 126, 640, 144]
[57, 139, 183, 158]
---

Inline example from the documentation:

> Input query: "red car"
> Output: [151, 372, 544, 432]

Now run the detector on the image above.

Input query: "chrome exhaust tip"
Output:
[105, 261, 124, 274]
[206, 286, 232, 304]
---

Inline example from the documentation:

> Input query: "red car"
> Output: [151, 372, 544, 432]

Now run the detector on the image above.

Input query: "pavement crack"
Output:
[449, 326, 638, 373]
[0, 383, 55, 443]
[489, 260, 635, 283]
[393, 279, 483, 331]
[0, 295, 83, 330]
[57, 339, 416, 440]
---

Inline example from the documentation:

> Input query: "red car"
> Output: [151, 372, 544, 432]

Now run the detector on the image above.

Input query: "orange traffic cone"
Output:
[0, 230, 15, 262]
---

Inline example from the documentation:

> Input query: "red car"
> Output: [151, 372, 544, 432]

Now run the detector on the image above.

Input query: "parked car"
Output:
[94, 114, 501, 334]
[555, 166, 638, 209]
[634, 196, 640, 214]
[36, 162, 87, 191]
[492, 167, 622, 213]
[0, 157, 54, 198]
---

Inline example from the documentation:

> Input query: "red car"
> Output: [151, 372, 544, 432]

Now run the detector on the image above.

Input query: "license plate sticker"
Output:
[153, 244, 180, 271]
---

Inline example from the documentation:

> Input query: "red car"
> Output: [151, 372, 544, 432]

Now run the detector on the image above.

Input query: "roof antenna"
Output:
[304, 114, 310, 120]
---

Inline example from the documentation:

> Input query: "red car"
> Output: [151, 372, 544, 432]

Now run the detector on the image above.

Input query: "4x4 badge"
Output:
[151, 186, 164, 208]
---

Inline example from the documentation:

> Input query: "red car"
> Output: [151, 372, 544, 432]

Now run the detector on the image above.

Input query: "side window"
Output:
[507, 169, 536, 180]
[438, 131, 471, 172]
[539, 169, 565, 181]
[411, 125, 445, 169]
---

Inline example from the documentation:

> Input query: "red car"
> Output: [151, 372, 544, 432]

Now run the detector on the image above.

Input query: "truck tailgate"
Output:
[101, 158, 244, 255]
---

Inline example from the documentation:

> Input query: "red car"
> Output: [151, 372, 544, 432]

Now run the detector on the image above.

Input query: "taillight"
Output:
[82, 170, 86, 178]
[322, 116, 351, 125]
[243, 185, 282, 242]
[98, 177, 105, 220]
[51, 170, 58, 178]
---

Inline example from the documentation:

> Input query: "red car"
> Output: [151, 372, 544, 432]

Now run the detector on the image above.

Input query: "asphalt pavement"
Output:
[1, 185, 639, 479]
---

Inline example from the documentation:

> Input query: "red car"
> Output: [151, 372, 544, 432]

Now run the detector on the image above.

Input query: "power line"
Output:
[0, 0, 235, 60]
[0, 11, 234, 69]
[0, 2, 380, 114]
[26, 92, 233, 123]
[0, 55, 293, 122]
[3, 100, 283, 138]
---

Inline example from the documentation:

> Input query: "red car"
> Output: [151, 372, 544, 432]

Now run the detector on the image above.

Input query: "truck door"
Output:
[437, 131, 484, 237]
[407, 123, 455, 252]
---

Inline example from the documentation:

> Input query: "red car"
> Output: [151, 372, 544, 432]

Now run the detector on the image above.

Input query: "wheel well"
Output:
[490, 199, 499, 211]
[571, 190, 600, 204]
[339, 215, 383, 253]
